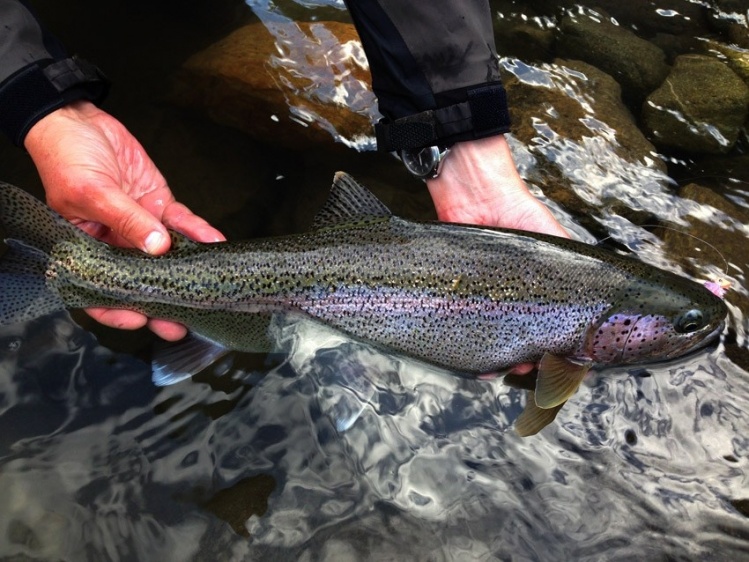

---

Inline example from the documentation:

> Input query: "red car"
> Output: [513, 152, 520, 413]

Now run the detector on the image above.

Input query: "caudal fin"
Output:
[0, 183, 84, 324]
[0, 182, 84, 252]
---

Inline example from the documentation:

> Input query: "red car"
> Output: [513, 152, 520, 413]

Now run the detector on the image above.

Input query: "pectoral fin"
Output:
[534, 353, 591, 409]
[152, 333, 231, 386]
[515, 391, 565, 436]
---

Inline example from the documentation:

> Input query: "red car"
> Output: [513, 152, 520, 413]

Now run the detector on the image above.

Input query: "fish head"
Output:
[586, 275, 727, 366]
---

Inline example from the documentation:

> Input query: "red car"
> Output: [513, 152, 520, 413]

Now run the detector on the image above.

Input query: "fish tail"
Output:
[0, 183, 84, 324]
[0, 182, 85, 252]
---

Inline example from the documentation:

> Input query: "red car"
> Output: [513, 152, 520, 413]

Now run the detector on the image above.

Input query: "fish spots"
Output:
[591, 312, 638, 363]
[625, 429, 638, 445]
[1, 179, 726, 376]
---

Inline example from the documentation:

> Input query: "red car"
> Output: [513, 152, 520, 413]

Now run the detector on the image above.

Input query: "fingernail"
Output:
[144, 231, 165, 254]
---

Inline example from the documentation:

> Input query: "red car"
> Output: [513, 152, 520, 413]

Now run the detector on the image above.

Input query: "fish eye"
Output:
[675, 309, 704, 334]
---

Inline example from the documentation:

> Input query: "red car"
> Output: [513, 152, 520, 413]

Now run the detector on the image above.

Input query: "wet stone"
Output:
[503, 58, 664, 227]
[556, 11, 670, 102]
[506, 59, 661, 166]
[726, 23, 749, 49]
[700, 40, 749, 87]
[708, 1, 749, 49]
[524, 0, 711, 39]
[642, 55, 749, 154]
[494, 17, 555, 63]
[650, 32, 705, 63]
[170, 21, 377, 150]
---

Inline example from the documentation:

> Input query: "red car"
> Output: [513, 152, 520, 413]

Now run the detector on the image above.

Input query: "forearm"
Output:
[0, 0, 108, 146]
[0, 0, 59, 82]
[344, 0, 510, 151]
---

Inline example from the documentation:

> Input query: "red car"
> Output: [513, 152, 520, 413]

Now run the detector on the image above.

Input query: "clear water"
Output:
[1, 1, 748, 560]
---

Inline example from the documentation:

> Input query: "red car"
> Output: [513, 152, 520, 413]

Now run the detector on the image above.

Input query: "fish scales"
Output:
[49, 212, 683, 373]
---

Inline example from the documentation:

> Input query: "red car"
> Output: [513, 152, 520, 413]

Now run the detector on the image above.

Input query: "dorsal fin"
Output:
[312, 172, 392, 229]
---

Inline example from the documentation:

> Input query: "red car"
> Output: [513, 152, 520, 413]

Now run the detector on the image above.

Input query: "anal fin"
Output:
[515, 391, 565, 436]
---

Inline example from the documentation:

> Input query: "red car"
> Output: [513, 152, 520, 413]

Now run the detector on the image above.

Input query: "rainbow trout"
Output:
[0, 173, 727, 435]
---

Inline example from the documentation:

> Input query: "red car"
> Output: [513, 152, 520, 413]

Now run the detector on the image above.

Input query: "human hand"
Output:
[426, 135, 569, 239]
[23, 100, 225, 340]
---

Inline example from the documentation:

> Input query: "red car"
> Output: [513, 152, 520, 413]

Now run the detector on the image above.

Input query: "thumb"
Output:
[81, 188, 172, 255]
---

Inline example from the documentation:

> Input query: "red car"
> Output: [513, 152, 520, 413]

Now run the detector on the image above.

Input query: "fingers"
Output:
[85, 308, 188, 341]
[147, 319, 188, 341]
[160, 200, 226, 243]
[86, 307, 149, 330]
[66, 187, 225, 252]
[83, 187, 172, 254]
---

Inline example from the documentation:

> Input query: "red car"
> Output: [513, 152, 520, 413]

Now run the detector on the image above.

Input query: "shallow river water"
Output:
[1, 1, 749, 560]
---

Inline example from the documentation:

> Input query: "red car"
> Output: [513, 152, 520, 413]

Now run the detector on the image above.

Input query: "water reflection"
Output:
[1, 309, 747, 559]
[242, 0, 378, 150]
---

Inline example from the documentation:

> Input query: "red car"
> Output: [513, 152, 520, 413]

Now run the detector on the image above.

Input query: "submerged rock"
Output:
[662, 183, 749, 277]
[575, 0, 710, 38]
[708, 0, 749, 49]
[170, 21, 377, 150]
[493, 7, 556, 63]
[556, 11, 670, 102]
[503, 58, 665, 230]
[701, 39, 749, 87]
[505, 58, 661, 168]
[642, 55, 749, 154]
[494, 21, 555, 63]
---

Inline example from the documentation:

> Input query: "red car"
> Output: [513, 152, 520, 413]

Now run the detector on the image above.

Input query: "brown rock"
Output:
[494, 13, 555, 63]
[701, 40, 749, 87]
[556, 11, 670, 102]
[506, 59, 662, 168]
[642, 55, 749, 154]
[503, 58, 665, 230]
[170, 21, 377, 150]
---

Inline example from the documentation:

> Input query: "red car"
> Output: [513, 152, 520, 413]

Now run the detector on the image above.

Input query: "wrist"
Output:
[425, 135, 529, 219]
[24, 100, 97, 153]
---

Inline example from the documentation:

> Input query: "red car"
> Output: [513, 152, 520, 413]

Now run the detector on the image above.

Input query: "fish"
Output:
[0, 173, 727, 435]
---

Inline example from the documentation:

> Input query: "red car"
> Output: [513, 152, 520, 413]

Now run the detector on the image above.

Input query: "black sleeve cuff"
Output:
[0, 56, 109, 147]
[374, 83, 511, 152]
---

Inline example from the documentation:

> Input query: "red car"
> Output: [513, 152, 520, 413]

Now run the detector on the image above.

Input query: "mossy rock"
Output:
[642, 55, 749, 154]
